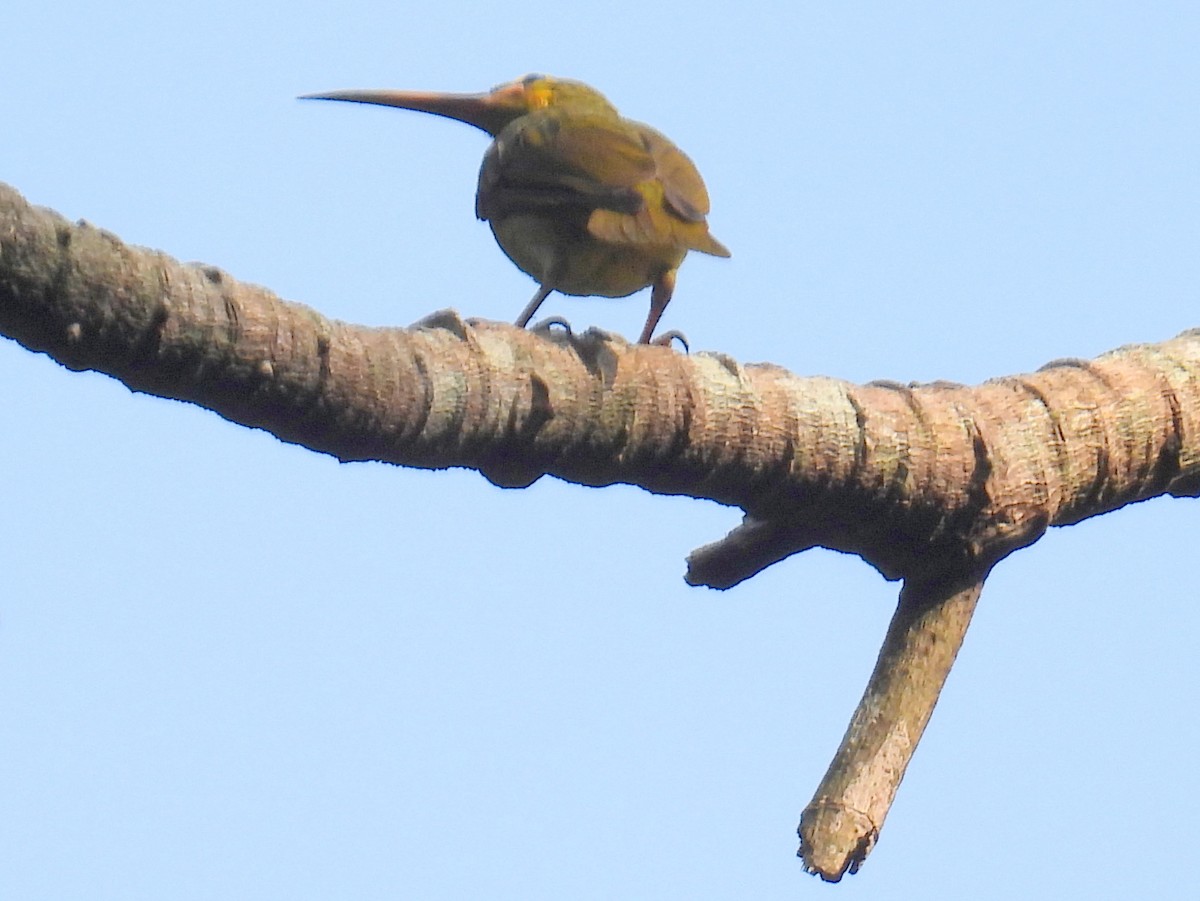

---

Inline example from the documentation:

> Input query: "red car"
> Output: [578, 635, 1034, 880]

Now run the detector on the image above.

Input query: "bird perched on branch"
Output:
[301, 74, 729, 344]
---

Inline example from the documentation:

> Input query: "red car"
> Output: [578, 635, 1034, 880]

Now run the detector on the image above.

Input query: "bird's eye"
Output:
[521, 73, 547, 85]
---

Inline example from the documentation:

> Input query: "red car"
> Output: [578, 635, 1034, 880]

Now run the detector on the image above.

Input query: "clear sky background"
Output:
[2, 3, 1198, 899]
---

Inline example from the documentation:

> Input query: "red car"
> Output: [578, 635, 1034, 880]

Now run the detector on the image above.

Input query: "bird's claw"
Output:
[650, 330, 690, 353]
[529, 316, 574, 336]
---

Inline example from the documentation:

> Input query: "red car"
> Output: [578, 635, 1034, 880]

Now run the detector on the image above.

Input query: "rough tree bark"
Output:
[2, 181, 1197, 880]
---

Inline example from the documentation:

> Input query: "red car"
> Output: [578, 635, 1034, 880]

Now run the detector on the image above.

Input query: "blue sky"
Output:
[2, 3, 1198, 898]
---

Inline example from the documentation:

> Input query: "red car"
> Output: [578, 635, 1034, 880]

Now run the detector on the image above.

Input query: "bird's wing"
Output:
[478, 110, 730, 258]
[476, 112, 651, 220]
[635, 125, 712, 222]
[586, 123, 731, 257]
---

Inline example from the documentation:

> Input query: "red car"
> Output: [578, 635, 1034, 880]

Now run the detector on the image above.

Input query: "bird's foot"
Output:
[529, 316, 574, 337]
[650, 330, 690, 353]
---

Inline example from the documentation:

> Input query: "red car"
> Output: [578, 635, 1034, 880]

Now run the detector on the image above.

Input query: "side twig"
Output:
[798, 575, 984, 880]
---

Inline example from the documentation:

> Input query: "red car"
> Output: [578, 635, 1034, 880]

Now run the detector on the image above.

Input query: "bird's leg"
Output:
[515, 283, 555, 328]
[636, 269, 677, 344]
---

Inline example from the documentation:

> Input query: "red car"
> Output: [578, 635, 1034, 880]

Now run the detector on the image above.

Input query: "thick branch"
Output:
[3, 182, 1197, 588]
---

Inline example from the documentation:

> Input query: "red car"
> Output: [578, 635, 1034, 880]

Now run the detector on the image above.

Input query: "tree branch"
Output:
[3, 180, 1197, 878]
[799, 574, 984, 880]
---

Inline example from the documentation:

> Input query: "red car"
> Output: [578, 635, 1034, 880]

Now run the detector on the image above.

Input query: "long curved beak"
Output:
[298, 86, 524, 136]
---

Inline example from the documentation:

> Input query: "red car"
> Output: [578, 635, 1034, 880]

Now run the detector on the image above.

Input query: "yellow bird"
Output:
[302, 74, 729, 344]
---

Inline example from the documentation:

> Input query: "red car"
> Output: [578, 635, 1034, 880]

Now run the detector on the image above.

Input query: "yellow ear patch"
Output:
[527, 84, 553, 109]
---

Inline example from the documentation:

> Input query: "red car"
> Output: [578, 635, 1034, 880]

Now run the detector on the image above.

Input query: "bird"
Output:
[301, 74, 729, 344]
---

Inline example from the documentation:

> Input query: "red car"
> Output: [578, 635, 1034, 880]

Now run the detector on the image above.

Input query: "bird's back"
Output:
[477, 106, 729, 286]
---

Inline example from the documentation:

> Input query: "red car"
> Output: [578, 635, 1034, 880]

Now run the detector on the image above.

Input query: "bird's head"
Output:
[300, 74, 618, 136]
[495, 74, 618, 117]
